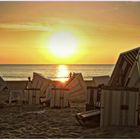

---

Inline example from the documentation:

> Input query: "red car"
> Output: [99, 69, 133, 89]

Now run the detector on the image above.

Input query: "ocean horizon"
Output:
[0, 64, 115, 81]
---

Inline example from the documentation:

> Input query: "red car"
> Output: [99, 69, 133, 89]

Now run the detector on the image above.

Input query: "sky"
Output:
[0, 1, 140, 64]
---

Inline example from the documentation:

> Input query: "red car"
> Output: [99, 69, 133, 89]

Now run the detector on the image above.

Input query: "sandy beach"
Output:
[0, 103, 140, 138]
[0, 81, 139, 139]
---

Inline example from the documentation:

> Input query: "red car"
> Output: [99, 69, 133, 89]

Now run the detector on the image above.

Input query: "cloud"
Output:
[0, 23, 54, 32]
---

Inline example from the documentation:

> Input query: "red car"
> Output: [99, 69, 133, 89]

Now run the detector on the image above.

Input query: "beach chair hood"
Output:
[108, 47, 140, 87]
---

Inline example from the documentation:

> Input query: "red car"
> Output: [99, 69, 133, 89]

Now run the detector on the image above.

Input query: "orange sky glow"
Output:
[0, 1, 140, 64]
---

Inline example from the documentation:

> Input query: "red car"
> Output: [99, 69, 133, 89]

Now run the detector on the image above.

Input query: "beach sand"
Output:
[1, 103, 140, 138]
[0, 81, 140, 138]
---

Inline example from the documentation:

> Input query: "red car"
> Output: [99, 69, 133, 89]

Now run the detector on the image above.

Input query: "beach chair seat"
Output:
[40, 97, 50, 106]
[75, 110, 100, 126]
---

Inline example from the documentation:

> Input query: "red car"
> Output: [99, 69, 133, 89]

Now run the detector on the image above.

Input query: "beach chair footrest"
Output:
[75, 110, 101, 126]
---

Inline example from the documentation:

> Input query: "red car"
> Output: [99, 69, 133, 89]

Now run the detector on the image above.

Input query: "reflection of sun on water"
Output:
[57, 65, 69, 82]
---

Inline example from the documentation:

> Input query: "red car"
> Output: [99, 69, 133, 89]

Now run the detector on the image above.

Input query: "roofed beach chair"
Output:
[65, 73, 87, 102]
[76, 47, 140, 127]
[75, 76, 110, 126]
[108, 47, 140, 87]
[8, 81, 27, 104]
[86, 75, 110, 111]
[50, 73, 87, 108]
[8, 72, 52, 105]
[0, 76, 8, 92]
[24, 72, 52, 105]
[92, 75, 110, 87]
[99, 47, 140, 127]
[0, 76, 9, 105]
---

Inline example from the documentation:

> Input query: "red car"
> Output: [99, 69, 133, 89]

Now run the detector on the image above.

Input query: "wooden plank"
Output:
[100, 89, 105, 127]
[65, 73, 86, 101]
[32, 90, 36, 105]
[127, 91, 133, 126]
[80, 110, 100, 118]
[36, 79, 43, 89]
[122, 91, 126, 126]
[119, 90, 123, 125]
[128, 91, 138, 126]
[125, 91, 129, 126]
[104, 90, 110, 126]
[40, 79, 51, 94]
[128, 52, 136, 62]
[108, 54, 124, 86]
[130, 51, 137, 60]
[60, 90, 64, 108]
[93, 89, 98, 106]
[135, 92, 139, 126]
[87, 86, 99, 89]
[54, 90, 58, 107]
[124, 55, 134, 65]
[19, 90, 24, 105]
[51, 88, 69, 91]
[87, 88, 91, 104]
[55, 90, 60, 107]
[110, 91, 118, 125]
[127, 62, 139, 87]
[24, 90, 29, 104]
[64, 91, 69, 107]
[35, 90, 40, 104]
[29, 91, 33, 105]
[102, 86, 138, 91]
[116, 91, 121, 126]
[50, 90, 55, 108]
[122, 60, 127, 71]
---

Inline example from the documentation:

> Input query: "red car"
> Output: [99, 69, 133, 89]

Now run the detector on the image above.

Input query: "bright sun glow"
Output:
[48, 32, 78, 58]
[57, 65, 69, 82]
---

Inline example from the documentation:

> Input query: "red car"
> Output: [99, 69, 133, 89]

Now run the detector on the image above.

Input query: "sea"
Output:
[0, 64, 115, 81]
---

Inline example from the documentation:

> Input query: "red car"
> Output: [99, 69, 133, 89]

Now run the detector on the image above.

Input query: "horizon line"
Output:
[0, 63, 115, 65]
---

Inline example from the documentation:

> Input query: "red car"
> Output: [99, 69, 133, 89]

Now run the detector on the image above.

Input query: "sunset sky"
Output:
[0, 1, 140, 64]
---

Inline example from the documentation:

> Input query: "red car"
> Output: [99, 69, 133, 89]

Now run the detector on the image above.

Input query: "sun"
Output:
[47, 31, 78, 58]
